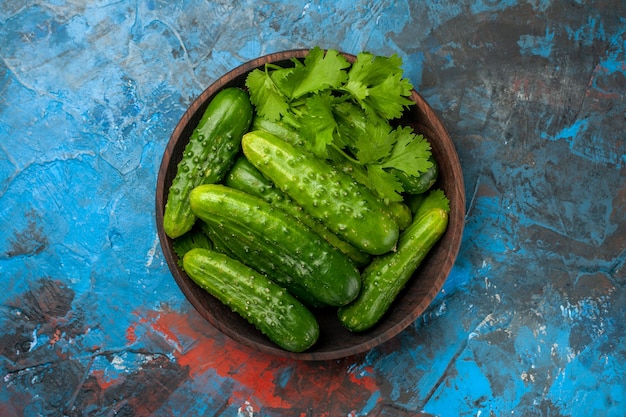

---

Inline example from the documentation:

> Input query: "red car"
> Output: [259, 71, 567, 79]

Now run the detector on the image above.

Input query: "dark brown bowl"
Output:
[156, 49, 465, 361]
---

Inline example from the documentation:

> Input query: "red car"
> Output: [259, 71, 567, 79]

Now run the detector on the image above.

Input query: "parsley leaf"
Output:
[284, 47, 350, 99]
[350, 52, 396, 85]
[334, 103, 432, 202]
[297, 92, 339, 158]
[365, 73, 414, 119]
[414, 189, 450, 219]
[352, 120, 392, 164]
[173, 225, 213, 269]
[381, 128, 432, 177]
[342, 52, 414, 119]
[245, 67, 290, 121]
[366, 165, 405, 203]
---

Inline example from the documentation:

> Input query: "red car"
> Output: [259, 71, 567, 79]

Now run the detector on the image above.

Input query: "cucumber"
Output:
[241, 130, 399, 255]
[391, 155, 438, 195]
[224, 156, 371, 266]
[200, 220, 328, 309]
[252, 116, 302, 145]
[198, 222, 240, 260]
[253, 117, 412, 229]
[338, 207, 449, 332]
[330, 153, 413, 229]
[189, 184, 361, 307]
[163, 87, 253, 238]
[386, 199, 412, 231]
[183, 248, 319, 352]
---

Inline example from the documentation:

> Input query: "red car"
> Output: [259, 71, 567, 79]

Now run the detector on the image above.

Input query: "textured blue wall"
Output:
[1, 1, 624, 416]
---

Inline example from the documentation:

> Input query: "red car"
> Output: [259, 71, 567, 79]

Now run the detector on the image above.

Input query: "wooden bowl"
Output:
[156, 50, 465, 360]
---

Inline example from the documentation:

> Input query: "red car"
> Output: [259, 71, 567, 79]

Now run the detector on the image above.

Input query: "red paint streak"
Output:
[348, 365, 379, 392]
[125, 322, 138, 344]
[91, 369, 118, 391]
[212, 350, 293, 408]
[124, 307, 381, 413]
[151, 309, 292, 408]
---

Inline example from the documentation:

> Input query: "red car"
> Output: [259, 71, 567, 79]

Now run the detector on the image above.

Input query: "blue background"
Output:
[1, 1, 624, 416]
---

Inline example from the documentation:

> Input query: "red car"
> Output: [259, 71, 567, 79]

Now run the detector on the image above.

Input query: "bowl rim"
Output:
[156, 49, 466, 361]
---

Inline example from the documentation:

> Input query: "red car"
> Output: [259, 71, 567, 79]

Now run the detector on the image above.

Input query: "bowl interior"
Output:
[156, 50, 465, 360]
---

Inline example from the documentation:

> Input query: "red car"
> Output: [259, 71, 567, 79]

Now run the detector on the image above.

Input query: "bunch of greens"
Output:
[245, 46, 433, 203]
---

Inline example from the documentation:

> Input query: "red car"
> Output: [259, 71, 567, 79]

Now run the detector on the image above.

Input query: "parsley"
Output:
[245, 67, 290, 121]
[245, 47, 431, 203]
[414, 189, 451, 219]
[282, 47, 350, 99]
[381, 126, 433, 178]
[173, 225, 213, 269]
[342, 52, 414, 119]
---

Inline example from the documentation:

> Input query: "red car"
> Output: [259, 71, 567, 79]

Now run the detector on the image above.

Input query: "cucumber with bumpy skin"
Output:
[391, 154, 438, 195]
[252, 117, 413, 229]
[200, 220, 328, 309]
[329, 154, 413, 230]
[183, 248, 319, 352]
[224, 156, 371, 266]
[241, 130, 400, 255]
[163, 87, 253, 238]
[338, 207, 449, 332]
[189, 184, 361, 307]
[251, 116, 301, 144]
[385, 199, 412, 231]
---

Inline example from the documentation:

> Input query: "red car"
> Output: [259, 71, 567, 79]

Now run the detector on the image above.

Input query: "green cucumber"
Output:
[391, 155, 438, 195]
[338, 207, 449, 332]
[386, 199, 412, 231]
[224, 156, 371, 266]
[330, 153, 413, 230]
[251, 116, 302, 145]
[241, 130, 399, 255]
[163, 87, 253, 238]
[200, 220, 327, 309]
[198, 222, 240, 260]
[189, 184, 361, 307]
[183, 248, 319, 352]
[253, 117, 411, 229]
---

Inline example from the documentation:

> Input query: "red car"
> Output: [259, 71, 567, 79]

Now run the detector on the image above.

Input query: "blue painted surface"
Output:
[1, 1, 625, 416]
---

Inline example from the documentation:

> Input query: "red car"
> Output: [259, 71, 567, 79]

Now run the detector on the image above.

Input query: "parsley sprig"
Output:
[245, 46, 433, 202]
